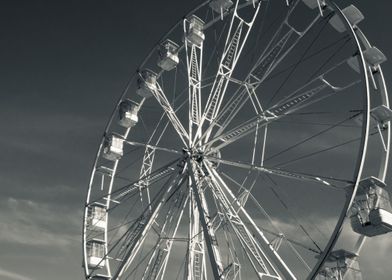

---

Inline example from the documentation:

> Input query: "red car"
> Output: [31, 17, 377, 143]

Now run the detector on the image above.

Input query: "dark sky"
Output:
[0, 1, 391, 279]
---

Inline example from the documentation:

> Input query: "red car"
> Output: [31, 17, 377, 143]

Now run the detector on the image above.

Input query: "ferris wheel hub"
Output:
[182, 147, 204, 162]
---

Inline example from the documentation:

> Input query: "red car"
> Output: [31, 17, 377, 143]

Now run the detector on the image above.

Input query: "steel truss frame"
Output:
[82, 1, 390, 280]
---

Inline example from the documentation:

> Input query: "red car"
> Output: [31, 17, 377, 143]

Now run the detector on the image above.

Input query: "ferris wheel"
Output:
[82, 0, 392, 279]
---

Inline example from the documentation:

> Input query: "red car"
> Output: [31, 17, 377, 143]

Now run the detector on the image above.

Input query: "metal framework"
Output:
[83, 1, 391, 279]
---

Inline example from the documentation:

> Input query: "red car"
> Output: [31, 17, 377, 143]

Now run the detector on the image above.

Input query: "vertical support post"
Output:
[188, 160, 222, 280]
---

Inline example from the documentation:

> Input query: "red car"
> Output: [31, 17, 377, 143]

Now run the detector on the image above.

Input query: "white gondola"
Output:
[87, 239, 106, 268]
[355, 105, 392, 127]
[157, 39, 179, 71]
[317, 250, 361, 280]
[118, 99, 139, 128]
[88, 203, 107, 230]
[363, 47, 387, 68]
[346, 46, 387, 72]
[209, 0, 233, 14]
[102, 134, 124, 161]
[330, 5, 364, 33]
[371, 105, 392, 128]
[351, 177, 392, 237]
[136, 69, 157, 98]
[185, 15, 205, 47]
[354, 104, 392, 129]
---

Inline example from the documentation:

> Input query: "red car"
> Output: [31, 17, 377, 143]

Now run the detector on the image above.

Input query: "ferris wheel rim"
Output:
[305, 1, 372, 278]
[81, 1, 390, 279]
[84, 3, 364, 279]
[307, 1, 392, 278]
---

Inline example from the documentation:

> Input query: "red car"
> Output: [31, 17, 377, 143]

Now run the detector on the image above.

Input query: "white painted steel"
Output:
[82, 1, 390, 279]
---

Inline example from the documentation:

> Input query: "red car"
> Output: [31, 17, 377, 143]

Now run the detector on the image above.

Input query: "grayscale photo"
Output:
[1, 1, 391, 279]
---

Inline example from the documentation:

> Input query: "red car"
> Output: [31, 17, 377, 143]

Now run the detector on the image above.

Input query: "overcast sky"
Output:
[0, 1, 392, 280]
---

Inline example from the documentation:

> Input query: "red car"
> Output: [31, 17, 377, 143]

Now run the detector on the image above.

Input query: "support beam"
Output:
[205, 157, 351, 188]
[113, 164, 177, 202]
[188, 159, 222, 280]
[196, 0, 261, 142]
[152, 82, 190, 146]
[141, 191, 189, 280]
[124, 140, 182, 156]
[203, 65, 360, 151]
[202, 0, 261, 122]
[184, 16, 204, 140]
[112, 170, 186, 279]
[207, 165, 297, 279]
[198, 1, 321, 145]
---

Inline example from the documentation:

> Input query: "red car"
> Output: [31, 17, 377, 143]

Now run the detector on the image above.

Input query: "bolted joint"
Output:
[193, 150, 204, 163]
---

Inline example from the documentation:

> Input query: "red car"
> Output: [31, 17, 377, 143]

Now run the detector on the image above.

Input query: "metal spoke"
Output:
[197, 0, 261, 138]
[141, 190, 189, 280]
[205, 157, 351, 188]
[265, 11, 334, 107]
[205, 163, 296, 280]
[112, 169, 187, 279]
[152, 81, 190, 146]
[135, 99, 185, 208]
[264, 112, 361, 163]
[124, 140, 182, 156]
[89, 158, 180, 208]
[273, 130, 379, 169]
[203, 60, 360, 152]
[157, 194, 189, 280]
[197, 1, 321, 145]
[184, 17, 204, 140]
[187, 160, 223, 279]
[221, 171, 321, 257]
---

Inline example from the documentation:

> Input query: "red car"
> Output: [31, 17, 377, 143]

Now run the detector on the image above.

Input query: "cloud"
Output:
[0, 113, 102, 161]
[0, 197, 80, 247]
[0, 267, 34, 280]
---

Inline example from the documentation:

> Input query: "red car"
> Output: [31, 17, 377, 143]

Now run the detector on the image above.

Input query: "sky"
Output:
[0, 1, 392, 280]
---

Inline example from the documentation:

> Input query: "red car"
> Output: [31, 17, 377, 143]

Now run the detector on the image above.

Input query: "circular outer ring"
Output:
[81, 1, 389, 279]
